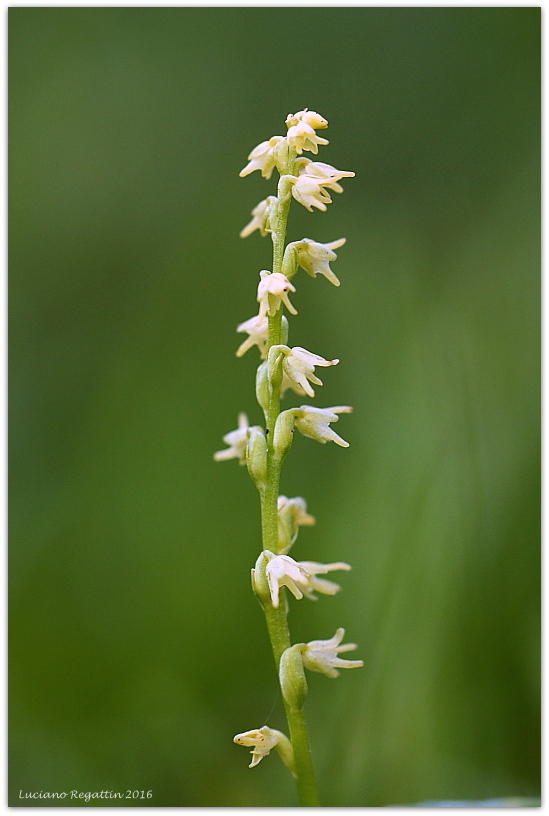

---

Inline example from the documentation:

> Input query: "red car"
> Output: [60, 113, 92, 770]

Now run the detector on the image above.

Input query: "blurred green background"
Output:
[9, 7, 540, 807]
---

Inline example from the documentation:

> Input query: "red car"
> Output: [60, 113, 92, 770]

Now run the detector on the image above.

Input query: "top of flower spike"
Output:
[285, 109, 328, 130]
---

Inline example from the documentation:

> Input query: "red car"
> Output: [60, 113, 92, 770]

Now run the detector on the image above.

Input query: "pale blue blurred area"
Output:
[9, 7, 539, 807]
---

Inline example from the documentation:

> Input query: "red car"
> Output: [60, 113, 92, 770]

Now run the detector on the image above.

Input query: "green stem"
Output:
[257, 151, 320, 807]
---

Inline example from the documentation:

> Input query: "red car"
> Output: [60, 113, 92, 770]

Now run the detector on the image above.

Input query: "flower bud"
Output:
[246, 427, 267, 490]
[279, 644, 308, 710]
[273, 409, 297, 461]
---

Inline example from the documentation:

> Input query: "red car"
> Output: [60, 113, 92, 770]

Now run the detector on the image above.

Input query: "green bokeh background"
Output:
[9, 7, 540, 807]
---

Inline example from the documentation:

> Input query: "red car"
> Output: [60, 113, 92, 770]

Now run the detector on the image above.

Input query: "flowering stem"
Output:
[258, 160, 320, 807]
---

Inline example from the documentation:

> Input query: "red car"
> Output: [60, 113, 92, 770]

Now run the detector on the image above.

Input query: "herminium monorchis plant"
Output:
[215, 109, 362, 807]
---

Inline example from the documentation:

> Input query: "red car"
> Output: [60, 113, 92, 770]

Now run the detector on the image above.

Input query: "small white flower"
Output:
[301, 628, 364, 678]
[286, 122, 329, 155]
[264, 550, 351, 607]
[277, 495, 315, 552]
[233, 726, 281, 768]
[294, 405, 353, 447]
[240, 196, 277, 239]
[290, 174, 333, 212]
[214, 413, 250, 464]
[277, 495, 316, 527]
[297, 159, 355, 193]
[239, 136, 285, 179]
[264, 551, 310, 608]
[236, 314, 269, 358]
[285, 109, 328, 130]
[294, 238, 346, 287]
[257, 271, 297, 319]
[275, 345, 339, 398]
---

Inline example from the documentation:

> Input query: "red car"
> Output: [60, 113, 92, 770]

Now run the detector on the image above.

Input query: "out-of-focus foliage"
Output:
[9, 7, 539, 807]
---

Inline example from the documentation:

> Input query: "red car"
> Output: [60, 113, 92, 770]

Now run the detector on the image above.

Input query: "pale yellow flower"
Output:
[294, 238, 346, 287]
[297, 159, 355, 193]
[240, 196, 277, 239]
[286, 122, 329, 155]
[285, 109, 328, 130]
[233, 726, 281, 768]
[239, 136, 285, 179]
[290, 175, 333, 212]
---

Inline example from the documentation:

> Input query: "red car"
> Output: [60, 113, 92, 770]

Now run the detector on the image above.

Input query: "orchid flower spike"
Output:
[301, 628, 364, 678]
[239, 136, 285, 179]
[257, 271, 297, 319]
[263, 550, 351, 608]
[273, 345, 339, 398]
[240, 196, 277, 239]
[294, 238, 346, 287]
[294, 405, 353, 447]
[214, 413, 254, 464]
